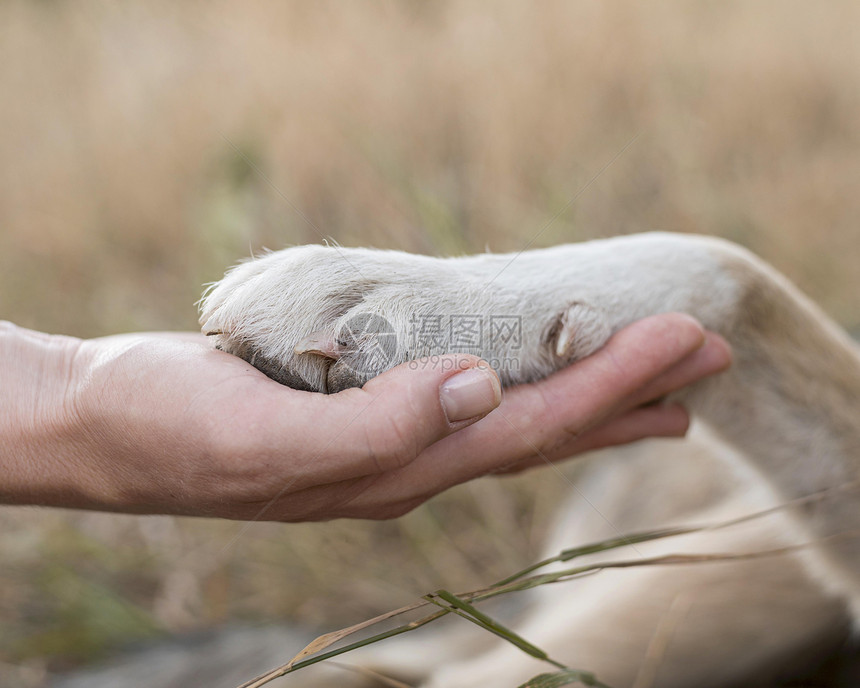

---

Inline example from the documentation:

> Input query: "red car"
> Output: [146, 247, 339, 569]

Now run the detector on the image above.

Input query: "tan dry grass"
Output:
[0, 0, 859, 681]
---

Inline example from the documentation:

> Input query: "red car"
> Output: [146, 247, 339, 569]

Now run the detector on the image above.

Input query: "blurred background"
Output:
[1, 1, 858, 685]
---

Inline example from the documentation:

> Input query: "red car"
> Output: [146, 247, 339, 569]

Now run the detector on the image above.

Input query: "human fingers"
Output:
[327, 314, 709, 507]
[490, 403, 690, 475]
[615, 331, 732, 412]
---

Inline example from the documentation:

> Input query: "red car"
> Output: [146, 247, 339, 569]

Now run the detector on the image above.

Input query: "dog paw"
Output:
[199, 234, 740, 393]
[199, 244, 621, 393]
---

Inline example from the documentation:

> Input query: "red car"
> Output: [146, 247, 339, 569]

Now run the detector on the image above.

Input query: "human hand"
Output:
[0, 313, 730, 521]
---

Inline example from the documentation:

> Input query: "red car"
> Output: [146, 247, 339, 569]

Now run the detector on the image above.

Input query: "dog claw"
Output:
[555, 324, 574, 357]
[200, 316, 222, 336]
[294, 332, 340, 359]
[552, 303, 609, 361]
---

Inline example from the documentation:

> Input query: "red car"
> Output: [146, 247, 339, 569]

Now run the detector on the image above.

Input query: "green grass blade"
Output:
[493, 527, 695, 586]
[425, 589, 555, 663]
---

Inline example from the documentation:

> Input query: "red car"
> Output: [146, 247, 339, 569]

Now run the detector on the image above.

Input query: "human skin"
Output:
[0, 313, 730, 521]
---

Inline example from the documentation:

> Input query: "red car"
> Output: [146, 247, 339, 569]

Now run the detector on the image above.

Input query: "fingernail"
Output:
[440, 365, 502, 423]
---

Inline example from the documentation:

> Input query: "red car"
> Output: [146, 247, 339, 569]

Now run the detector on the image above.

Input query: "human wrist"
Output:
[0, 321, 94, 507]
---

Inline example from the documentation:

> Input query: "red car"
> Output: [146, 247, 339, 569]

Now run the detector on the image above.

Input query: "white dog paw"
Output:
[199, 244, 621, 393]
[199, 233, 744, 393]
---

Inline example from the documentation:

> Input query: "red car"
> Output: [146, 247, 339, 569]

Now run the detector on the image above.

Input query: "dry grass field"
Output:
[1, 1, 859, 686]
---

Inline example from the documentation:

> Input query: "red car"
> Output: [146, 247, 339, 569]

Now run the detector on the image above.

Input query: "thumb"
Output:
[329, 355, 502, 474]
